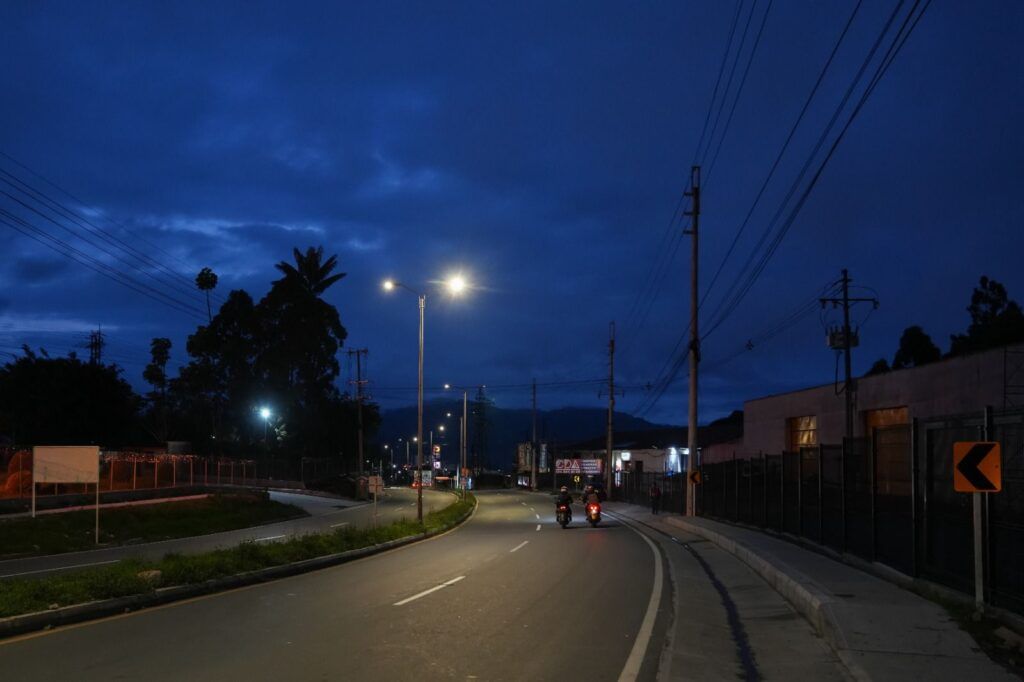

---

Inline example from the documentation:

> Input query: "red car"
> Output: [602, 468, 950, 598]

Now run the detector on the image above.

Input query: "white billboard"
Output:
[33, 446, 100, 483]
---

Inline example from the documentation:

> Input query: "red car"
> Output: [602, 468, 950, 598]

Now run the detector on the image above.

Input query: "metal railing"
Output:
[696, 407, 1024, 616]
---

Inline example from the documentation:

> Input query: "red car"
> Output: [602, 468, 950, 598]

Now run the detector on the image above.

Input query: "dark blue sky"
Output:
[1, 1, 1021, 425]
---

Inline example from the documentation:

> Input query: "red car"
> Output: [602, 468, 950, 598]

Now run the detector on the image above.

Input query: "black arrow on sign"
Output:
[957, 443, 997, 491]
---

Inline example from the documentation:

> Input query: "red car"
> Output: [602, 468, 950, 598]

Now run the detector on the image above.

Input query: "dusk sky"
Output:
[1, 1, 1021, 426]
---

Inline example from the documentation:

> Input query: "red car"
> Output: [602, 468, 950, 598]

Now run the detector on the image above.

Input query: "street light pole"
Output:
[417, 293, 425, 523]
[384, 274, 470, 523]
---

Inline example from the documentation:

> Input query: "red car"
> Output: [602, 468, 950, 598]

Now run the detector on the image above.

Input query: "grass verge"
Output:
[0, 493, 308, 559]
[0, 492, 474, 619]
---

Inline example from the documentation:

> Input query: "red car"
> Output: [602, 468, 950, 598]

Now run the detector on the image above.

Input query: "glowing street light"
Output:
[445, 274, 467, 295]
[383, 274, 470, 522]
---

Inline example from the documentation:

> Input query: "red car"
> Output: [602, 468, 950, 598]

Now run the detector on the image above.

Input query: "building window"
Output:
[787, 415, 818, 451]
[863, 406, 909, 436]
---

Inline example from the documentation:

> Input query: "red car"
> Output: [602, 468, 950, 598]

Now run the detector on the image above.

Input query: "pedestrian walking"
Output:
[650, 482, 661, 514]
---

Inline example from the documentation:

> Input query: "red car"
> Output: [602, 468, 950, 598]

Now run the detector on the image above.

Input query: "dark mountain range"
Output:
[376, 400, 676, 470]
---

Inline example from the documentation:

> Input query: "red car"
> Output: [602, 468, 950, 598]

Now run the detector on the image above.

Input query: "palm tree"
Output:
[274, 246, 346, 295]
[195, 267, 219, 322]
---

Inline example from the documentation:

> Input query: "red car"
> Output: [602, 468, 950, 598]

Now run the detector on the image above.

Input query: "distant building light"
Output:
[620, 451, 631, 461]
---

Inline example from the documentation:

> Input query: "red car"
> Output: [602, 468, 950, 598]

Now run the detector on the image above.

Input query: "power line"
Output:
[701, 0, 928, 340]
[703, 0, 775, 183]
[0, 151, 223, 304]
[698, 0, 864, 322]
[0, 210, 207, 319]
[0, 169, 215, 307]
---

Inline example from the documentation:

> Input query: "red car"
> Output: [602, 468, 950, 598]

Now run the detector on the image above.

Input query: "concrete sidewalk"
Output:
[629, 508, 1013, 681]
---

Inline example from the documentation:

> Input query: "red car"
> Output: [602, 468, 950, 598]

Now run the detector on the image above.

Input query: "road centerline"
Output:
[393, 575, 466, 606]
[510, 540, 529, 553]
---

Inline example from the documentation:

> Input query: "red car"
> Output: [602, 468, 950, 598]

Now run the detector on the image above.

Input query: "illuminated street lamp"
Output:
[444, 384, 470, 491]
[259, 406, 272, 445]
[383, 274, 469, 522]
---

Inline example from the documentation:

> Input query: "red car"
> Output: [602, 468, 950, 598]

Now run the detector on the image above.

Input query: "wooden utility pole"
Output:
[605, 322, 615, 497]
[820, 270, 878, 439]
[685, 166, 700, 516]
[348, 348, 369, 476]
[531, 379, 538, 491]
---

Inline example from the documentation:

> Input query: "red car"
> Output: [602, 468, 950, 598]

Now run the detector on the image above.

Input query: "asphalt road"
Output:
[0, 487, 448, 579]
[0, 491, 848, 681]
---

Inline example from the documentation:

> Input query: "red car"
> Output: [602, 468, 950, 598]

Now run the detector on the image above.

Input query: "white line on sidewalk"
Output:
[255, 535, 286, 542]
[536, 524, 541, 531]
[1, 559, 120, 578]
[393, 576, 465, 606]
[330, 521, 350, 528]
[510, 540, 529, 553]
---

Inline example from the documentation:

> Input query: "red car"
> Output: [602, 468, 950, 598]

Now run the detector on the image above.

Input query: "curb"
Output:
[0, 496, 477, 641]
[663, 515, 872, 681]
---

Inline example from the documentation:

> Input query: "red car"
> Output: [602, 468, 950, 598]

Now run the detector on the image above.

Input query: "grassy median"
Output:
[0, 492, 474, 619]
[0, 493, 308, 559]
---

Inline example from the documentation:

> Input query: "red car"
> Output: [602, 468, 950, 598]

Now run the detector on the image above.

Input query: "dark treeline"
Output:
[0, 246, 379, 470]
[866, 276, 1024, 375]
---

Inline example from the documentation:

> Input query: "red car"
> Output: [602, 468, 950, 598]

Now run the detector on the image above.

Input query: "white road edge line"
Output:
[535, 524, 541, 531]
[330, 521, 350, 528]
[393, 575, 466, 606]
[2, 559, 120, 578]
[255, 535, 286, 542]
[609, 512, 664, 682]
[510, 540, 529, 553]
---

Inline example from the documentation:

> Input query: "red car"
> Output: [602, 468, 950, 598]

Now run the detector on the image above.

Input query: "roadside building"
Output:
[740, 343, 1024, 454]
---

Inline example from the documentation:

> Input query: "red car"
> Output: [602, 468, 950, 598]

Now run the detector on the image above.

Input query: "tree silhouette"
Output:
[0, 350, 140, 445]
[892, 326, 941, 369]
[273, 247, 346, 296]
[866, 358, 891, 376]
[143, 338, 172, 441]
[195, 267, 219, 323]
[949, 276, 1024, 356]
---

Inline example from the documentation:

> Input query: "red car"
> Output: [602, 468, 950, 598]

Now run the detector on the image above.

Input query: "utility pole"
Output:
[88, 326, 105, 365]
[347, 348, 369, 476]
[605, 321, 615, 498]
[531, 378, 538, 491]
[820, 269, 879, 439]
[685, 166, 700, 517]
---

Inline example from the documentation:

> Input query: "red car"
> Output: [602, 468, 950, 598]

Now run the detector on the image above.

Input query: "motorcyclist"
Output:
[556, 485, 574, 520]
[582, 484, 601, 505]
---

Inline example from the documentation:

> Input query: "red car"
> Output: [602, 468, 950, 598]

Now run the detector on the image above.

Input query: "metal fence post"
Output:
[910, 418, 919, 577]
[797, 451, 803, 537]
[841, 439, 847, 553]
[733, 451, 739, 521]
[818, 446, 824, 543]
[761, 452, 767, 527]
[748, 455, 754, 523]
[870, 433, 877, 562]
[780, 454, 786, 533]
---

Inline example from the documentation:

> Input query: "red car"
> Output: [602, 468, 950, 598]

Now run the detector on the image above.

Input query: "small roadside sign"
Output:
[689, 470, 702, 485]
[368, 475, 384, 495]
[953, 442, 1001, 493]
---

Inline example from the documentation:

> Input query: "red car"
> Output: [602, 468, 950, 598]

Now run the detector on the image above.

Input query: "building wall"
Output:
[743, 343, 1021, 452]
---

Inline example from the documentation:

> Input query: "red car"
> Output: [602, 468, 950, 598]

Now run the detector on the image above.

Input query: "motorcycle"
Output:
[586, 502, 601, 527]
[556, 503, 572, 529]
